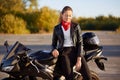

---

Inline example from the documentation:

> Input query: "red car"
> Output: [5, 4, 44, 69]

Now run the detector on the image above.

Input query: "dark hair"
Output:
[61, 6, 73, 14]
[59, 6, 73, 22]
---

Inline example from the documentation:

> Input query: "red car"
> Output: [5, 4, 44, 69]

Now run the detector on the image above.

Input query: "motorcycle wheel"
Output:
[28, 76, 51, 80]
[90, 70, 99, 80]
[75, 70, 99, 80]
[1, 77, 16, 80]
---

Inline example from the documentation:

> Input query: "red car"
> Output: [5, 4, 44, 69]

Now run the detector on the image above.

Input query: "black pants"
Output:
[79, 55, 92, 80]
[53, 47, 92, 80]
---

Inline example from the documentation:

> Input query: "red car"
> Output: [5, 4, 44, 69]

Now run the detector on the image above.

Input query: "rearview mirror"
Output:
[4, 41, 9, 53]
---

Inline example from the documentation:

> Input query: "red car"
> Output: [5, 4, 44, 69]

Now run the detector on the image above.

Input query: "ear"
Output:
[59, 12, 63, 22]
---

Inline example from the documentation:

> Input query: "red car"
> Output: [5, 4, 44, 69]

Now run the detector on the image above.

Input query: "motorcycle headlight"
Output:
[2, 66, 14, 72]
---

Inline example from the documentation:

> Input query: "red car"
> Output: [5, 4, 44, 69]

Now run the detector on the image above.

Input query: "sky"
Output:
[38, 0, 120, 17]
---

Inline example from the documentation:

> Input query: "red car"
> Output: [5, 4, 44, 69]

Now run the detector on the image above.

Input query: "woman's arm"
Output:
[76, 24, 83, 57]
[75, 57, 82, 71]
[51, 27, 59, 57]
[52, 27, 58, 50]
[75, 24, 83, 71]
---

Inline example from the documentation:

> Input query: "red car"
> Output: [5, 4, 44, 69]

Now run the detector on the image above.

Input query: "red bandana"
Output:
[62, 20, 71, 31]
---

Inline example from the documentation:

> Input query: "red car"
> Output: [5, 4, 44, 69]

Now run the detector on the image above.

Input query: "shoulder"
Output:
[71, 22, 81, 30]
[54, 23, 61, 30]
[71, 22, 78, 26]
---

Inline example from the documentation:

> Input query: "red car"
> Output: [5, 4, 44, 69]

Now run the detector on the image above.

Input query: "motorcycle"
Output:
[0, 32, 107, 80]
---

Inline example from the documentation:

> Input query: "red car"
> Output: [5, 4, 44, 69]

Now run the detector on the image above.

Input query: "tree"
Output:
[0, 0, 25, 13]
[24, 12, 40, 33]
[35, 6, 59, 32]
[24, 0, 38, 12]
[0, 14, 29, 34]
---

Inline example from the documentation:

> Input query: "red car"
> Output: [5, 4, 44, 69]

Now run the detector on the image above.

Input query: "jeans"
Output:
[53, 47, 92, 80]
[79, 56, 92, 80]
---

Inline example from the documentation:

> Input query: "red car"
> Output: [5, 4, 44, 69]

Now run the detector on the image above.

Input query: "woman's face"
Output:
[62, 10, 73, 22]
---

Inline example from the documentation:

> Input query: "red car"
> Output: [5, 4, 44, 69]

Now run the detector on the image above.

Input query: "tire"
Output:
[1, 77, 16, 80]
[90, 70, 99, 80]
[28, 76, 51, 80]
[74, 70, 99, 80]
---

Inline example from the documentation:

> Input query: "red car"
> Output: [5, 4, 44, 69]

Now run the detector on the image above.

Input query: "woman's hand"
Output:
[75, 57, 82, 71]
[52, 49, 59, 58]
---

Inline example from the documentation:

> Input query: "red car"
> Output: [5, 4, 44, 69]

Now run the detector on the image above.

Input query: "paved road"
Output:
[0, 31, 120, 80]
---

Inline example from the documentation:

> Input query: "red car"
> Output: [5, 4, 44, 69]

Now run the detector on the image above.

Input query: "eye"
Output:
[64, 14, 72, 18]
[68, 15, 72, 18]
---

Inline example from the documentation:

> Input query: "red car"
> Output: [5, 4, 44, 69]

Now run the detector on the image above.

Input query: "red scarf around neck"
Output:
[62, 20, 71, 31]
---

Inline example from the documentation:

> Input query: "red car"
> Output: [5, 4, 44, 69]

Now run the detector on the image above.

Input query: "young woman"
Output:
[51, 6, 91, 80]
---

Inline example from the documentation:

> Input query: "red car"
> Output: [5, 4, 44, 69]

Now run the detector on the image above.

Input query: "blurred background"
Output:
[0, 0, 120, 80]
[0, 0, 120, 34]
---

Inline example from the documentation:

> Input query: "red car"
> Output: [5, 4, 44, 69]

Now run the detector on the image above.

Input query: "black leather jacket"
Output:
[52, 22, 83, 57]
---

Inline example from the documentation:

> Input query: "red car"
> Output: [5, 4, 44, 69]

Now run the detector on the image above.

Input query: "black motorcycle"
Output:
[0, 32, 107, 80]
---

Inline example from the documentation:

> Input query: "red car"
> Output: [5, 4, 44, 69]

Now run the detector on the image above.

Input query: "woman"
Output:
[51, 6, 91, 80]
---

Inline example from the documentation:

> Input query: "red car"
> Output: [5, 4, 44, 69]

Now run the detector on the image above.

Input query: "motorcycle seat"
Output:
[29, 50, 57, 65]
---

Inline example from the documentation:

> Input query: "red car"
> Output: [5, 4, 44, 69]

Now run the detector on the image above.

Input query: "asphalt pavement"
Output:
[0, 31, 120, 80]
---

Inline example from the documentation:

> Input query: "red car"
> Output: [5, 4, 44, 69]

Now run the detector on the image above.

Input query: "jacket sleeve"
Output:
[76, 24, 83, 57]
[51, 27, 58, 51]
